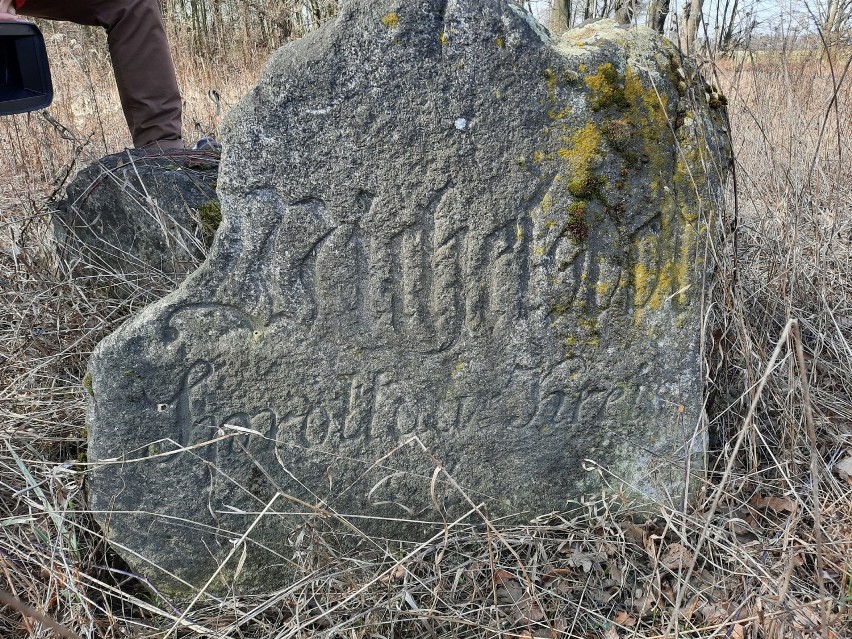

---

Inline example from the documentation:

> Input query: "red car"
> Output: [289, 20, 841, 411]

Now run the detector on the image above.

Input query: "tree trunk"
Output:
[614, 0, 634, 24]
[211, 0, 223, 50]
[646, 0, 671, 33]
[718, 0, 739, 51]
[679, 0, 704, 53]
[551, 0, 571, 33]
[822, 0, 852, 48]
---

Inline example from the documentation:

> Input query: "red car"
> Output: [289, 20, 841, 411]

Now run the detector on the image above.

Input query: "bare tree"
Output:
[680, 0, 705, 52]
[159, 0, 338, 53]
[823, 0, 852, 46]
[614, 0, 635, 24]
[646, 0, 672, 32]
[551, 0, 572, 32]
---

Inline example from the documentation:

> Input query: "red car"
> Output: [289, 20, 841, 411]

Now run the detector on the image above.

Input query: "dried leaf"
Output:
[697, 601, 728, 624]
[493, 569, 515, 586]
[379, 563, 406, 583]
[683, 594, 701, 622]
[523, 600, 546, 623]
[833, 455, 852, 482]
[495, 579, 524, 606]
[612, 611, 637, 627]
[542, 568, 573, 582]
[788, 605, 839, 638]
[495, 576, 545, 625]
[562, 546, 607, 573]
[630, 587, 658, 616]
[660, 543, 694, 572]
[752, 493, 797, 514]
[621, 521, 645, 547]
[608, 564, 623, 583]
[602, 626, 620, 639]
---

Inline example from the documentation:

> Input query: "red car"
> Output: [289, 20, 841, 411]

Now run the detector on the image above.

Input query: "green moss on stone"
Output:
[558, 123, 606, 199]
[602, 118, 632, 151]
[544, 68, 559, 101]
[197, 200, 222, 246]
[564, 201, 589, 243]
[584, 63, 629, 111]
[82, 372, 94, 397]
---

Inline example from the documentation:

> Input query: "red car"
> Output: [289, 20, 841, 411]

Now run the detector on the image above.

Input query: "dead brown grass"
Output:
[0, 13, 851, 639]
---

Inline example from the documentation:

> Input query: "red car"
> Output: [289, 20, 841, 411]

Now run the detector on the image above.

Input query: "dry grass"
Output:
[1, 13, 851, 639]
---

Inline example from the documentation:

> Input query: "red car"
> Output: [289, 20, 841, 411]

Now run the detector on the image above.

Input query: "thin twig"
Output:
[0, 589, 82, 639]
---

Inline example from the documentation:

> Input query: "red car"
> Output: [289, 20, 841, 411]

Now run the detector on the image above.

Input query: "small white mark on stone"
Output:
[455, 118, 468, 131]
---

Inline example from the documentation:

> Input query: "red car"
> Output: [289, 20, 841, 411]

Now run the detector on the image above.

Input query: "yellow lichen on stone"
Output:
[630, 200, 698, 321]
[544, 68, 559, 102]
[672, 143, 710, 215]
[381, 12, 399, 28]
[82, 372, 94, 397]
[557, 123, 604, 199]
[595, 279, 613, 298]
[548, 106, 572, 121]
[439, 31, 449, 45]
[561, 315, 601, 353]
[495, 35, 505, 48]
[584, 63, 628, 111]
[623, 66, 646, 104]
[578, 316, 600, 348]
[533, 29, 721, 338]
[540, 191, 553, 215]
[631, 251, 658, 321]
[675, 220, 697, 305]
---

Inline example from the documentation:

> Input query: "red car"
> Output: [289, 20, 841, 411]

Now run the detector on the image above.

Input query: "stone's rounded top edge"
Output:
[506, 2, 553, 45]
[557, 18, 672, 57]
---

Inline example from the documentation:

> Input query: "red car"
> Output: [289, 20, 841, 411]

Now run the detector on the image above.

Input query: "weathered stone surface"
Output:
[86, 1, 729, 595]
[54, 149, 220, 289]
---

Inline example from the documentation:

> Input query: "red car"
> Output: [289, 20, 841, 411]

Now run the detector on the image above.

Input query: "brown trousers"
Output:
[20, 0, 183, 148]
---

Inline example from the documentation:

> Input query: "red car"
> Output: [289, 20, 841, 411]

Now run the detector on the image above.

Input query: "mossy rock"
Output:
[86, 6, 730, 599]
[54, 149, 220, 294]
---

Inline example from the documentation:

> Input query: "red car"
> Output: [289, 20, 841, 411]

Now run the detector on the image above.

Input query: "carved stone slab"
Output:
[86, 1, 729, 595]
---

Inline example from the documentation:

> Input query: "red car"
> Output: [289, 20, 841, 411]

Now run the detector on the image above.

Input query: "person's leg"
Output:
[20, 0, 183, 148]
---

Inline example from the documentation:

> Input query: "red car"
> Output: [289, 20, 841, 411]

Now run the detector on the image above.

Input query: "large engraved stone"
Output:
[86, 1, 729, 595]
